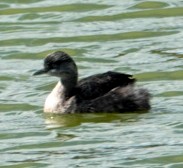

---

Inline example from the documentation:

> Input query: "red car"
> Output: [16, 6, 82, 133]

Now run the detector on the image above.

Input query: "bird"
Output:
[33, 51, 151, 114]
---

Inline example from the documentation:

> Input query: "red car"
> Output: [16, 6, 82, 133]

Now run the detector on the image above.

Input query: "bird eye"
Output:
[44, 62, 53, 70]
[53, 61, 61, 67]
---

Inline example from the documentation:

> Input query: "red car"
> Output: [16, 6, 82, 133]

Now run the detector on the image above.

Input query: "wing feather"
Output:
[75, 71, 136, 100]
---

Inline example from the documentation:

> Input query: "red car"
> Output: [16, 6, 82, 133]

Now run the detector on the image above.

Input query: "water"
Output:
[0, 0, 183, 167]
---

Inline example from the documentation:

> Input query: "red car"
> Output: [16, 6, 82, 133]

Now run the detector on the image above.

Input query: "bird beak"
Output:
[33, 69, 48, 76]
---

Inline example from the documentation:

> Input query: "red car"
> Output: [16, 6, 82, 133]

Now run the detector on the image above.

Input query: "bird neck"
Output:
[60, 73, 78, 99]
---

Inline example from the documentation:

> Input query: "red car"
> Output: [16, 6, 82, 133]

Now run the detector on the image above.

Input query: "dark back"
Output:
[75, 71, 136, 101]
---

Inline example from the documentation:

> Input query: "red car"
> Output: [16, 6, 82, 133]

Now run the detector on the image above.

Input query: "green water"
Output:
[0, 0, 183, 167]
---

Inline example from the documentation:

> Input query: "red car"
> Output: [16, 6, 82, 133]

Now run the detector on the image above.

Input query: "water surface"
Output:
[0, 0, 183, 167]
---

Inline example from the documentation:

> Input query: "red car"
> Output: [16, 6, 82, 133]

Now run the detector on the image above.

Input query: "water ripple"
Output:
[0, 0, 183, 167]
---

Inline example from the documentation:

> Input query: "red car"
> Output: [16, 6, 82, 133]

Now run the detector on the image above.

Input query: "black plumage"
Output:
[33, 51, 151, 113]
[75, 71, 135, 100]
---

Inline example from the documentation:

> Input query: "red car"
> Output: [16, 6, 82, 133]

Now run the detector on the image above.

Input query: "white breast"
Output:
[44, 81, 76, 113]
[44, 81, 63, 113]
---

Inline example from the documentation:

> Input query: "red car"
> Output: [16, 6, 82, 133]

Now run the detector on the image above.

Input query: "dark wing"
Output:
[75, 71, 136, 100]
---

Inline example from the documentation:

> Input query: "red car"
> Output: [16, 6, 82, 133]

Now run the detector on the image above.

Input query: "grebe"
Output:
[33, 51, 150, 113]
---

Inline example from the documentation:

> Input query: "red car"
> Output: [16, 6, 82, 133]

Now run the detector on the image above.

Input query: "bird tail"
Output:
[114, 85, 151, 111]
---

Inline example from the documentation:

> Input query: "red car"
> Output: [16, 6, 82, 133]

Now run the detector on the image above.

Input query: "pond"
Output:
[0, 0, 183, 167]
